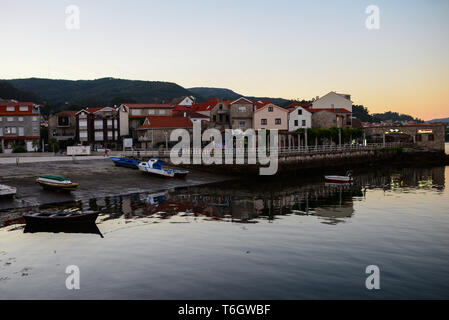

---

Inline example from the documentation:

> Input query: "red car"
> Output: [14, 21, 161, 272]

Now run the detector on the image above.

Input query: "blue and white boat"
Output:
[110, 157, 141, 169]
[138, 158, 189, 178]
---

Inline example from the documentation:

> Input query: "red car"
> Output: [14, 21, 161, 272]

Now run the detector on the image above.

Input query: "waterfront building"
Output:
[288, 105, 312, 131]
[118, 103, 174, 141]
[75, 107, 120, 148]
[311, 108, 352, 129]
[253, 102, 289, 131]
[48, 110, 77, 142]
[137, 116, 193, 149]
[0, 101, 41, 153]
[311, 91, 353, 112]
[363, 123, 446, 151]
[229, 97, 255, 130]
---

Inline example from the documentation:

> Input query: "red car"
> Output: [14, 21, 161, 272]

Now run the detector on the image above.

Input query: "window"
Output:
[294, 120, 298, 126]
[18, 127, 24, 136]
[58, 116, 70, 126]
[159, 109, 166, 115]
[19, 106, 29, 112]
[18, 117, 24, 122]
[213, 115, 216, 122]
[148, 109, 155, 115]
[107, 119, 113, 126]
[268, 106, 273, 112]
[114, 120, 118, 127]
[114, 131, 118, 140]
[131, 109, 142, 116]
[416, 134, 422, 142]
[107, 131, 113, 138]
[302, 120, 306, 126]
[428, 134, 434, 141]
[6, 106, 15, 112]
[5, 127, 16, 134]
[238, 106, 246, 112]
[261, 119, 267, 125]
[94, 120, 103, 129]
[0, 128, 2, 136]
[238, 120, 246, 127]
[79, 120, 87, 127]
[79, 131, 88, 138]
[275, 118, 281, 125]
[32, 116, 38, 121]
[95, 131, 103, 141]
[33, 127, 38, 133]
[7, 117, 14, 122]
[298, 109, 302, 115]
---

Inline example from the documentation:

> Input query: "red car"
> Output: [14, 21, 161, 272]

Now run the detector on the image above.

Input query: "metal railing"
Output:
[118, 142, 406, 158]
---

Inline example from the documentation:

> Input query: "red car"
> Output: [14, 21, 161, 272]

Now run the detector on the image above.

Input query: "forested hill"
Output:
[4, 77, 196, 106]
[0, 81, 41, 102]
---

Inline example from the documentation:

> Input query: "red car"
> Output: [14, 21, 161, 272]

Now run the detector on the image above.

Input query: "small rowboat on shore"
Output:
[23, 211, 98, 225]
[0, 184, 17, 198]
[324, 171, 354, 184]
[36, 175, 79, 191]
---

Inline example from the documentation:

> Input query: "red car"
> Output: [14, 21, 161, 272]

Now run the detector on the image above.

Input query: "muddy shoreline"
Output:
[0, 159, 232, 211]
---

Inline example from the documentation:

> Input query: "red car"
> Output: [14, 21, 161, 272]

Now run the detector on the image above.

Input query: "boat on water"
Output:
[138, 158, 189, 178]
[24, 221, 103, 237]
[324, 171, 353, 184]
[0, 184, 17, 198]
[23, 210, 98, 225]
[36, 175, 79, 191]
[110, 156, 141, 169]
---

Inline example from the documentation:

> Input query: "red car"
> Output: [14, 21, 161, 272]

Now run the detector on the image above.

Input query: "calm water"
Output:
[1, 166, 449, 299]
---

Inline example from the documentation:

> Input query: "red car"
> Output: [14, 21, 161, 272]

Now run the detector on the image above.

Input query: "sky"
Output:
[1, 0, 448, 120]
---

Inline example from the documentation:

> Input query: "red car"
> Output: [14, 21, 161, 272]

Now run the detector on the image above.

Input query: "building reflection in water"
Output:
[0, 166, 446, 229]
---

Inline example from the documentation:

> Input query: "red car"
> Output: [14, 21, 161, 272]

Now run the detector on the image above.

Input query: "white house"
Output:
[312, 92, 352, 112]
[288, 106, 312, 131]
[170, 96, 195, 106]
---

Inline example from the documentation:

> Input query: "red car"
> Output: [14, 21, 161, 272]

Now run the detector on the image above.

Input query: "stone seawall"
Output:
[174, 149, 449, 176]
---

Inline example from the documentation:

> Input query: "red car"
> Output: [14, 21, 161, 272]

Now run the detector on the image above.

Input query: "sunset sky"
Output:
[1, 0, 448, 120]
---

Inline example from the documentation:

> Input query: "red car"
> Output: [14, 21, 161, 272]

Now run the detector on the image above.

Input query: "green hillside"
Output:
[5, 77, 196, 106]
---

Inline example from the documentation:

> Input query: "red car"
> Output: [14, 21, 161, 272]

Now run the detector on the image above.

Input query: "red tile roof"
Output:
[193, 98, 221, 112]
[286, 102, 312, 111]
[123, 103, 173, 109]
[0, 102, 39, 115]
[52, 110, 78, 117]
[253, 100, 272, 110]
[137, 116, 193, 129]
[173, 110, 209, 119]
[307, 108, 351, 114]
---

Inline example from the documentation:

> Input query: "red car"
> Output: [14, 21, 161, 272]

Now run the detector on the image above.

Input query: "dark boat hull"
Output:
[23, 211, 98, 225]
[110, 157, 140, 169]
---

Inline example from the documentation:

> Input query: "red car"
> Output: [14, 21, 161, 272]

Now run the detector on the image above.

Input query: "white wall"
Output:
[119, 105, 129, 136]
[288, 107, 312, 131]
[312, 92, 352, 112]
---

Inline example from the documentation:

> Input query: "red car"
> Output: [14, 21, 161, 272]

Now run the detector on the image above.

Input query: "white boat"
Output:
[0, 184, 17, 198]
[324, 171, 353, 183]
[138, 158, 189, 178]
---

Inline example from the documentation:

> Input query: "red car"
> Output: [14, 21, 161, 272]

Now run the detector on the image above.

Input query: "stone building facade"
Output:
[48, 110, 77, 142]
